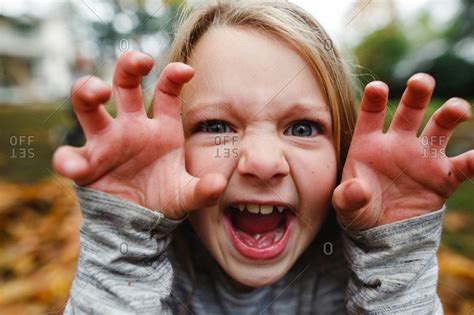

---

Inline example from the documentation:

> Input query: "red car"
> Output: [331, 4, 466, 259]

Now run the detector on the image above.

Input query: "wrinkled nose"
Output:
[237, 135, 289, 182]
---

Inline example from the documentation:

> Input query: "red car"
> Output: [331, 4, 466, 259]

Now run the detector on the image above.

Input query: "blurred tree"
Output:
[411, 0, 474, 98]
[351, 0, 474, 98]
[354, 23, 409, 85]
[80, 0, 184, 60]
[347, 0, 410, 90]
[444, 0, 474, 42]
[418, 51, 474, 98]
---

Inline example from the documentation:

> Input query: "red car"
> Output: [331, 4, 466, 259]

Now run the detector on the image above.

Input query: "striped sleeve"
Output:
[64, 184, 185, 315]
[341, 207, 445, 314]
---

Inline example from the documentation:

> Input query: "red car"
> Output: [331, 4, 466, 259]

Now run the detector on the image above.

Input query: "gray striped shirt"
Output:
[64, 185, 444, 314]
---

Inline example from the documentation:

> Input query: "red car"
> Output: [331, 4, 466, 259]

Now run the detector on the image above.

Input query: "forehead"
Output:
[181, 26, 328, 116]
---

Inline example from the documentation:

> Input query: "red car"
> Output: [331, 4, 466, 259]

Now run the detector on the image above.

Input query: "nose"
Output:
[237, 134, 290, 182]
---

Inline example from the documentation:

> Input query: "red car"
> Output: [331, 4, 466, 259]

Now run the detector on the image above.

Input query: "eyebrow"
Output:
[184, 101, 237, 120]
[184, 100, 330, 122]
[273, 102, 330, 118]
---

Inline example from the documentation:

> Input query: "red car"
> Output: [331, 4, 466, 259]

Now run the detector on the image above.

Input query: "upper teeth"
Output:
[236, 204, 285, 214]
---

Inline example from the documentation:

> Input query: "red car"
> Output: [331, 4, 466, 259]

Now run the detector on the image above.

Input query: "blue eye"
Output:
[284, 120, 320, 137]
[193, 120, 234, 133]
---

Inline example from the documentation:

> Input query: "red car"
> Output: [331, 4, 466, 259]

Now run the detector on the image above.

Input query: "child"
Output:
[53, 1, 473, 314]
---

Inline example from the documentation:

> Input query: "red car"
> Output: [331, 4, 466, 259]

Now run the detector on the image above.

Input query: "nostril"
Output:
[237, 153, 289, 181]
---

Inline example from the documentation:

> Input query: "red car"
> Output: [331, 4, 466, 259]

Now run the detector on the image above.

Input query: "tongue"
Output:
[235, 229, 280, 249]
[233, 210, 283, 234]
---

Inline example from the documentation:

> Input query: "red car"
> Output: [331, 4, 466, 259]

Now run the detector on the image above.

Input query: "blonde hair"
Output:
[166, 1, 357, 312]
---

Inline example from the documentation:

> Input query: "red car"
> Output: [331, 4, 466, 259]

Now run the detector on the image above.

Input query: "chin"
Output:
[224, 258, 293, 288]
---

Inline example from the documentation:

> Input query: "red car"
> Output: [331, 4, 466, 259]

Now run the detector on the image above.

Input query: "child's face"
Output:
[181, 27, 337, 288]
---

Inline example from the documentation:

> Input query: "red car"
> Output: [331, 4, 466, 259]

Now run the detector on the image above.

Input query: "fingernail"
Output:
[368, 81, 387, 90]
[177, 63, 193, 72]
[411, 73, 435, 85]
[448, 97, 465, 107]
[410, 73, 425, 81]
[131, 52, 151, 65]
[88, 78, 107, 94]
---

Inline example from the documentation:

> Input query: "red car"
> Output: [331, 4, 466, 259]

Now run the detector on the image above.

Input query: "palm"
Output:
[344, 129, 449, 224]
[85, 114, 188, 214]
[53, 51, 225, 219]
[334, 75, 473, 230]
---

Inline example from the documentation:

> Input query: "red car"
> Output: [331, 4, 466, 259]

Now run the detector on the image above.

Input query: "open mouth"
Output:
[224, 204, 294, 260]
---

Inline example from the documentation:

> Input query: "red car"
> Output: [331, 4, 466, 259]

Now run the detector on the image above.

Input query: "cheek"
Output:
[290, 147, 338, 218]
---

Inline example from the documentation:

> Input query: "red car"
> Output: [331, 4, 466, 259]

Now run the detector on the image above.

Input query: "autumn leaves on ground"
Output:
[0, 178, 472, 314]
[0, 178, 80, 314]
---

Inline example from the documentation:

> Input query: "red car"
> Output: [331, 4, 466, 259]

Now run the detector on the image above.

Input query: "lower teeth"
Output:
[274, 225, 284, 241]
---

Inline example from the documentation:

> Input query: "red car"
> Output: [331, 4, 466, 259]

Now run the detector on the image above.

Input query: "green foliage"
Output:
[411, 0, 474, 98]
[354, 23, 409, 84]
[0, 105, 71, 183]
[353, 0, 474, 98]
[417, 52, 474, 98]
[89, 0, 184, 60]
[443, 0, 474, 43]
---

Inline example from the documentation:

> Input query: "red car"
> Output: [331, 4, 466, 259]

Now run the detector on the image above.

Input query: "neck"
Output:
[225, 274, 256, 293]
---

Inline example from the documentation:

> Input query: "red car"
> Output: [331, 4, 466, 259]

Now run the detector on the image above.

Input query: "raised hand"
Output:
[333, 73, 473, 230]
[53, 51, 226, 219]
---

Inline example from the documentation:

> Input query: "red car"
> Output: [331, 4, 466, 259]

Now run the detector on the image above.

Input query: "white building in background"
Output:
[0, 0, 176, 105]
[0, 5, 76, 105]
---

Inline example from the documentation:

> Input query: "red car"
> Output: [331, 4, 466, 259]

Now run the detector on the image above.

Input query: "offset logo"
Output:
[10, 135, 35, 159]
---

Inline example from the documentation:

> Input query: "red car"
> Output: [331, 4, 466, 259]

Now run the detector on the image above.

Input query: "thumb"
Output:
[332, 178, 375, 230]
[52, 145, 91, 185]
[177, 173, 227, 217]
